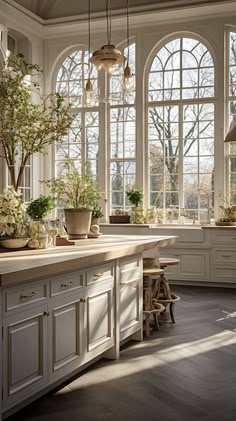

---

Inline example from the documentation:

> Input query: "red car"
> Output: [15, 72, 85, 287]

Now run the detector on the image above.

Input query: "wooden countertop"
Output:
[0, 235, 176, 286]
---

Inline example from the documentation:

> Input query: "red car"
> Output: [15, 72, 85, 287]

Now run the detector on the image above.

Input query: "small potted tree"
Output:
[45, 160, 105, 239]
[91, 205, 103, 225]
[126, 186, 144, 224]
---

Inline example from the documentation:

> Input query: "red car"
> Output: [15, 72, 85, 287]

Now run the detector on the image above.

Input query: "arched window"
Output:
[147, 36, 215, 222]
[109, 43, 136, 213]
[55, 50, 99, 178]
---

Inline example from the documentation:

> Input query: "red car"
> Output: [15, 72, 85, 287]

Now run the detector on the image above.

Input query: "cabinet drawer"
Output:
[120, 255, 140, 273]
[50, 271, 83, 297]
[212, 230, 236, 245]
[4, 282, 48, 313]
[86, 263, 114, 285]
[214, 250, 236, 265]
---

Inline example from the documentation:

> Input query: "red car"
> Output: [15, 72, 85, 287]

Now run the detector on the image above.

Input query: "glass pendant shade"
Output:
[83, 79, 96, 106]
[123, 62, 134, 93]
[225, 120, 236, 142]
[90, 44, 126, 74]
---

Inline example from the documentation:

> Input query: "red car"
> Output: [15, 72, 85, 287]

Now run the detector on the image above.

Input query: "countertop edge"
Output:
[0, 236, 176, 287]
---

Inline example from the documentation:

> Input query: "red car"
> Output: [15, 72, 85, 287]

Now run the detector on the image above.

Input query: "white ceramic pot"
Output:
[64, 208, 92, 239]
[0, 238, 30, 249]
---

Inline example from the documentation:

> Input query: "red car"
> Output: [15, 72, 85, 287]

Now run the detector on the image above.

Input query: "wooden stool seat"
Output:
[143, 267, 164, 276]
[159, 258, 180, 268]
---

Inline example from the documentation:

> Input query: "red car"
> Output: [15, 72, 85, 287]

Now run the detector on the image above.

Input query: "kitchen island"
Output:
[0, 234, 176, 419]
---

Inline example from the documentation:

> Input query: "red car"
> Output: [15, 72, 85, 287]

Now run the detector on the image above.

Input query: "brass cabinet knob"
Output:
[43, 311, 49, 316]
[80, 298, 86, 303]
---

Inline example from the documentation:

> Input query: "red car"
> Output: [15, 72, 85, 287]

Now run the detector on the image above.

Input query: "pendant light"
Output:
[90, 0, 126, 74]
[84, 0, 95, 106]
[123, 0, 134, 93]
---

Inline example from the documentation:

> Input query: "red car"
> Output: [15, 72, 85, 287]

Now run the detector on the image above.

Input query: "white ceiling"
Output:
[3, 0, 234, 20]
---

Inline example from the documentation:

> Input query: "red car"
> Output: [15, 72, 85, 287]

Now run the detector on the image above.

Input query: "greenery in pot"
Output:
[0, 53, 73, 191]
[92, 205, 104, 219]
[126, 186, 144, 208]
[44, 160, 105, 209]
[27, 195, 55, 220]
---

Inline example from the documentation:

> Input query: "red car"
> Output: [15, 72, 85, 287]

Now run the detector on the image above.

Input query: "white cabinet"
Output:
[2, 305, 48, 410]
[211, 229, 236, 283]
[84, 279, 114, 362]
[159, 248, 211, 281]
[119, 256, 142, 341]
[0, 255, 143, 417]
[48, 292, 84, 382]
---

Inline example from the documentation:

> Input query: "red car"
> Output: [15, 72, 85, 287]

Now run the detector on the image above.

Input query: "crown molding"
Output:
[0, 0, 43, 39]
[1, 0, 236, 40]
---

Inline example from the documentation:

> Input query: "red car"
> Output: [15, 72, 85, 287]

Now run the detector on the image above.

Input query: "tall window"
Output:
[109, 43, 136, 213]
[228, 32, 236, 204]
[55, 50, 99, 178]
[147, 37, 215, 222]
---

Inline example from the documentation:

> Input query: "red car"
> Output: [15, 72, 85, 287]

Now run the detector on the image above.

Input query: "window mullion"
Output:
[179, 104, 184, 210]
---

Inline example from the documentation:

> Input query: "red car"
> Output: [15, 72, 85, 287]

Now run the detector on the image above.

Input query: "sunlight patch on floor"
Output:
[57, 330, 236, 394]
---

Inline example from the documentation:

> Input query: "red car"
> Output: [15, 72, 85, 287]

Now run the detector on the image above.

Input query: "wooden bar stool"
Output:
[154, 257, 180, 323]
[142, 259, 165, 336]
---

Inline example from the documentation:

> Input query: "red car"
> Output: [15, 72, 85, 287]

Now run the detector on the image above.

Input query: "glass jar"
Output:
[30, 220, 46, 240]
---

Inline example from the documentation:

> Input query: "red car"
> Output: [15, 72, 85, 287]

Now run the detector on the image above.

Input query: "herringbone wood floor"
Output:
[8, 286, 236, 421]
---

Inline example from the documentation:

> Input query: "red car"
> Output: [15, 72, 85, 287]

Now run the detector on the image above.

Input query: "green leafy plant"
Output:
[27, 195, 55, 220]
[0, 54, 73, 191]
[92, 205, 103, 219]
[126, 186, 144, 207]
[45, 160, 105, 209]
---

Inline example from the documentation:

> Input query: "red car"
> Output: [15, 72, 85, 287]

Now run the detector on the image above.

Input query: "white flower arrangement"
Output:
[0, 188, 25, 238]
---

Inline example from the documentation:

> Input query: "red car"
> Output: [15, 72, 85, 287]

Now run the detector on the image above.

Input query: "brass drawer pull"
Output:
[80, 298, 86, 303]
[60, 282, 73, 288]
[20, 292, 36, 299]
[93, 273, 104, 279]
[221, 255, 232, 258]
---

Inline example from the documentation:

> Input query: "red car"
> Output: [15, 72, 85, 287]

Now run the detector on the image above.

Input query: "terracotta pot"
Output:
[64, 208, 92, 239]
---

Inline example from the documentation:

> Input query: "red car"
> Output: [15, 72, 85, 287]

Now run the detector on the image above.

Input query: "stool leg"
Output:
[170, 302, 175, 323]
[153, 312, 160, 331]
[145, 314, 151, 336]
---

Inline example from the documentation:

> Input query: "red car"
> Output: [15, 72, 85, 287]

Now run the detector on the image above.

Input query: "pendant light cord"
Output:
[88, 0, 91, 76]
[126, 0, 130, 64]
[106, 0, 112, 45]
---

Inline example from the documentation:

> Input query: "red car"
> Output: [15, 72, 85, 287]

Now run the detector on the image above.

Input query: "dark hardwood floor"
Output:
[8, 286, 236, 421]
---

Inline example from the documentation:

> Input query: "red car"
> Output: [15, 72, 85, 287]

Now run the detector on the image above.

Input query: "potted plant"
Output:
[26, 195, 55, 245]
[91, 205, 103, 225]
[126, 186, 144, 224]
[126, 186, 144, 208]
[0, 54, 73, 191]
[27, 195, 55, 220]
[0, 188, 29, 248]
[45, 160, 105, 239]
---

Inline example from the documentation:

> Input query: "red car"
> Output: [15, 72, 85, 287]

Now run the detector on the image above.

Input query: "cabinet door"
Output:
[84, 280, 114, 362]
[120, 277, 142, 341]
[3, 305, 48, 410]
[160, 249, 210, 281]
[48, 292, 84, 382]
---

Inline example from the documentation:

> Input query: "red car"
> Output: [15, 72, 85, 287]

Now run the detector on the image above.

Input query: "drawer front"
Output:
[120, 256, 141, 284]
[214, 249, 236, 266]
[4, 282, 48, 313]
[86, 263, 114, 285]
[50, 271, 83, 297]
[212, 230, 236, 245]
[213, 267, 236, 282]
